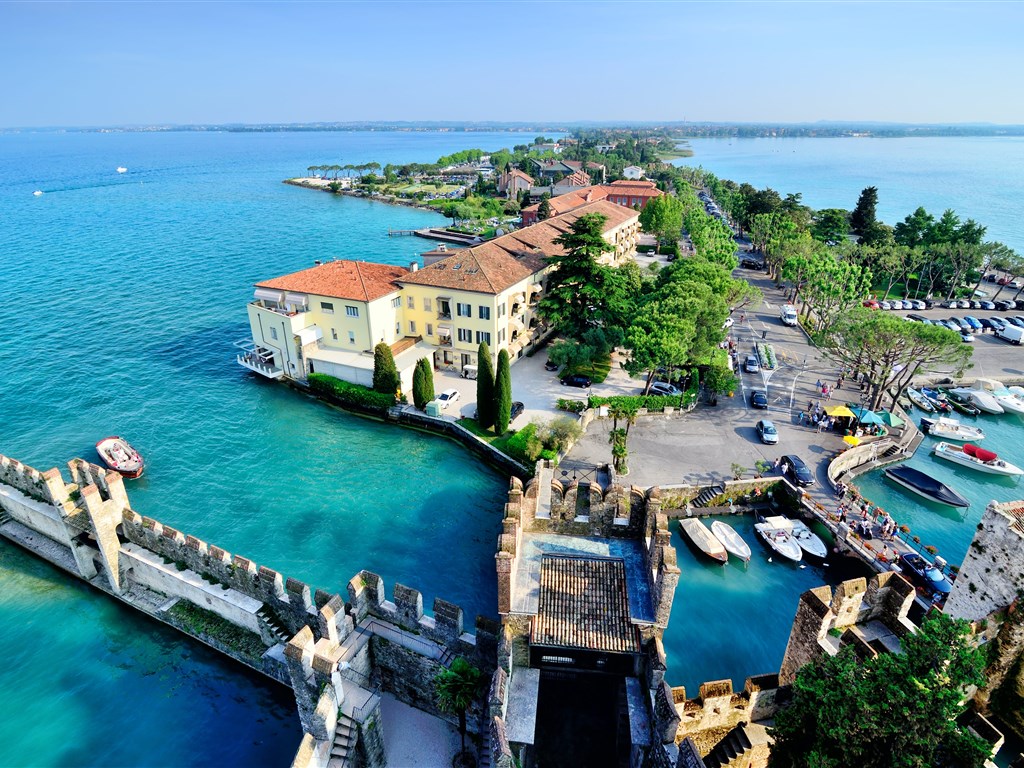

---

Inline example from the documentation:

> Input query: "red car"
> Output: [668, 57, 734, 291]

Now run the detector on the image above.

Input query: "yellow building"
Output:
[236, 199, 640, 384]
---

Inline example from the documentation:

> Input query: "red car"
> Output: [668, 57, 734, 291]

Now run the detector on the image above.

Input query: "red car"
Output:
[862, 299, 880, 309]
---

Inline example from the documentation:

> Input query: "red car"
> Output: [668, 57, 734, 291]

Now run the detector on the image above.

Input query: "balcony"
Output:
[234, 340, 284, 379]
[250, 299, 307, 318]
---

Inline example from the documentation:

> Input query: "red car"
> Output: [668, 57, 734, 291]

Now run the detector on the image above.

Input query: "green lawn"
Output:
[458, 418, 546, 464]
[395, 183, 462, 195]
[567, 354, 613, 384]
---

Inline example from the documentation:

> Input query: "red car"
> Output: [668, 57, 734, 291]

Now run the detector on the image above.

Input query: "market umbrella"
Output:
[850, 406, 884, 425]
[875, 410, 905, 427]
[825, 405, 855, 418]
[843, 435, 861, 447]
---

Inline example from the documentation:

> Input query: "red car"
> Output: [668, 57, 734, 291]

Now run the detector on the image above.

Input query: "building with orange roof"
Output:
[520, 180, 662, 226]
[237, 200, 641, 383]
[497, 168, 534, 199]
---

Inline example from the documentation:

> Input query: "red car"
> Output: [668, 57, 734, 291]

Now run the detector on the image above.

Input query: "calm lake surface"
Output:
[2, 131, 1022, 764]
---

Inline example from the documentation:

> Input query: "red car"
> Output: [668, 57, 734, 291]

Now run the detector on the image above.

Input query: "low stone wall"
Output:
[394, 409, 531, 479]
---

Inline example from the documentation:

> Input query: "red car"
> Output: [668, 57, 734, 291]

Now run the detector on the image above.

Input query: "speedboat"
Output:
[906, 388, 935, 412]
[933, 442, 1024, 476]
[679, 518, 728, 563]
[950, 384, 1004, 414]
[791, 519, 829, 559]
[117, 166, 128, 173]
[969, 378, 1024, 415]
[937, 388, 982, 416]
[899, 552, 952, 600]
[710, 520, 751, 562]
[919, 387, 952, 413]
[95, 436, 145, 478]
[884, 465, 969, 508]
[754, 516, 802, 562]
[919, 416, 985, 442]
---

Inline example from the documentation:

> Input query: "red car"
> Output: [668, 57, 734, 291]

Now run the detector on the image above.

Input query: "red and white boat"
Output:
[932, 442, 1023, 477]
[95, 436, 145, 478]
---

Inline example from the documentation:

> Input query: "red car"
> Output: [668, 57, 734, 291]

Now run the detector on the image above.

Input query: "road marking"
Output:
[764, 301, 773, 309]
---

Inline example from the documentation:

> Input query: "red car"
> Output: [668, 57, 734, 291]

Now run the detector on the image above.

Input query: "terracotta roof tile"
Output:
[256, 261, 408, 302]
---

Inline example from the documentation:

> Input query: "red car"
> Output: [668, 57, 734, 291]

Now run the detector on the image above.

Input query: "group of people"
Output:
[834, 497, 899, 543]
[800, 400, 836, 431]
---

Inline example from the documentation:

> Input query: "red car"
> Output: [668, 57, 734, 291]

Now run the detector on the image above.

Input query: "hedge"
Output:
[308, 372, 395, 412]
[500, 423, 556, 464]
[587, 394, 683, 412]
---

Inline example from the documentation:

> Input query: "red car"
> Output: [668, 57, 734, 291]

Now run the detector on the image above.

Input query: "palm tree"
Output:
[434, 657, 482, 764]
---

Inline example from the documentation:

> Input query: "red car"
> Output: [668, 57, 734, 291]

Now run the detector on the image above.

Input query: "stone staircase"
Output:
[0, 510, 12, 528]
[702, 723, 769, 768]
[256, 604, 290, 643]
[691, 483, 726, 508]
[327, 713, 357, 768]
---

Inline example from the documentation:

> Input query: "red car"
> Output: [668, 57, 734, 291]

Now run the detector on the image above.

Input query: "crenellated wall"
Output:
[671, 675, 782, 756]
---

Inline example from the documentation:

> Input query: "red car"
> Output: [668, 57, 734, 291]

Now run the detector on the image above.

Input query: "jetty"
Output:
[389, 227, 485, 245]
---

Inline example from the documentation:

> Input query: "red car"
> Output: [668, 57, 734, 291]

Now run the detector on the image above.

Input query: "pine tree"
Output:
[494, 349, 512, 435]
[850, 186, 879, 238]
[372, 341, 400, 395]
[538, 194, 552, 220]
[475, 342, 496, 429]
[412, 357, 434, 409]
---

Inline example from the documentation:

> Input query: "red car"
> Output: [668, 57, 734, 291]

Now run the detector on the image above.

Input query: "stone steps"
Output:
[692, 483, 726, 508]
[0, 510, 12, 528]
[703, 723, 754, 768]
[327, 713, 356, 767]
[256, 604, 290, 643]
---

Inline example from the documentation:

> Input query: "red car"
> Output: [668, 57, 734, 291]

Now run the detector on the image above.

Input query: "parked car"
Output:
[995, 300, 1015, 311]
[901, 299, 915, 309]
[649, 381, 682, 397]
[1014, 315, 1024, 328]
[989, 317, 1007, 330]
[899, 552, 952, 599]
[940, 299, 959, 309]
[560, 373, 592, 388]
[907, 313, 926, 322]
[510, 401, 525, 421]
[750, 390, 768, 409]
[722, 317, 734, 329]
[544, 359, 560, 372]
[435, 389, 461, 409]
[740, 258, 763, 270]
[958, 299, 971, 309]
[986, 273, 999, 282]
[923, 299, 936, 308]
[961, 332, 975, 343]
[744, 355, 760, 373]
[862, 300, 880, 309]
[910, 299, 927, 310]
[964, 316, 983, 330]
[755, 419, 778, 444]
[878, 300, 892, 310]
[781, 454, 815, 487]
[948, 317, 970, 331]
[978, 318, 995, 330]
[979, 300, 996, 310]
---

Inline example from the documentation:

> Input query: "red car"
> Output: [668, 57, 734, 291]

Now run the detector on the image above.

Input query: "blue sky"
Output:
[1, 1, 1022, 127]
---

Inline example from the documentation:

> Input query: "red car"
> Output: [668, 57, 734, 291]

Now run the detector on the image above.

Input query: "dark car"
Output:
[995, 300, 1015, 311]
[978, 318, 995, 330]
[740, 258, 763, 270]
[560, 373, 592, 388]
[899, 552, 952, 599]
[989, 317, 1007, 330]
[475, 401, 525, 422]
[544, 359, 560, 372]
[922, 298, 935, 309]
[1007, 317, 1024, 329]
[781, 454, 815, 487]
[948, 317, 970, 331]
[750, 390, 768, 409]
[907, 313, 926, 322]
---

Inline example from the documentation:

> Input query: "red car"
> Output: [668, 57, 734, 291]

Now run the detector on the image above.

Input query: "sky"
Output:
[1, 1, 1023, 128]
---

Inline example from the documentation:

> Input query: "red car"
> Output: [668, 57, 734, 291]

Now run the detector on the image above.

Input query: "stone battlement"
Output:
[0, 453, 73, 508]
[671, 674, 782, 752]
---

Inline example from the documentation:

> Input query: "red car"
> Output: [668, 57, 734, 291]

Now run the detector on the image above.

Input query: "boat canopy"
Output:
[963, 444, 997, 462]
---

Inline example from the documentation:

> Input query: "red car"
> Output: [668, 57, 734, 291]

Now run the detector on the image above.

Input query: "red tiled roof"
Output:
[522, 182, 662, 217]
[256, 260, 408, 302]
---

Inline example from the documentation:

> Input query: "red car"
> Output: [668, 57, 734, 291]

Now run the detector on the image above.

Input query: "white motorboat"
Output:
[972, 378, 1024, 415]
[933, 442, 1024, 476]
[679, 518, 728, 563]
[919, 416, 985, 442]
[906, 388, 935, 412]
[950, 385, 1004, 414]
[710, 520, 751, 562]
[117, 166, 128, 173]
[33, 190, 43, 196]
[754, 516, 802, 562]
[791, 520, 829, 558]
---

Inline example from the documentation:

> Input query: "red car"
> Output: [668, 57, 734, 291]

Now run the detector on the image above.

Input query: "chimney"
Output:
[409, 261, 419, 272]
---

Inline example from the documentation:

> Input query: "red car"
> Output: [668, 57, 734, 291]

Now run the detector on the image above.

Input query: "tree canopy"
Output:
[638, 194, 684, 252]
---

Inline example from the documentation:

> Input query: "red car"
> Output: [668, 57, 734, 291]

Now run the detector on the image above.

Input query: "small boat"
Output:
[791, 519, 829, 559]
[950, 385, 1004, 414]
[710, 520, 751, 562]
[919, 388, 952, 413]
[754, 516, 803, 562]
[899, 552, 952, 600]
[679, 518, 728, 563]
[971, 378, 1024, 415]
[936, 388, 981, 416]
[919, 416, 985, 442]
[33, 190, 43, 196]
[906, 388, 935, 412]
[95, 436, 145, 478]
[933, 442, 1024, 476]
[117, 167, 128, 173]
[884, 465, 969, 508]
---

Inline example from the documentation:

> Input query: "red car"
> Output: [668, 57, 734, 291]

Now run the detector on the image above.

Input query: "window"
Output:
[498, 302, 506, 318]
[269, 327, 278, 340]
[396, 322, 401, 335]
[407, 296, 415, 309]
[426, 323, 433, 336]
[498, 329, 505, 344]
[478, 306, 491, 320]
[345, 305, 359, 318]
[331, 328, 338, 340]
[392, 297, 402, 309]
[475, 331, 491, 345]
[321, 302, 335, 314]
[457, 302, 472, 317]
[348, 331, 355, 344]
[409, 321, 416, 334]
[457, 328, 472, 343]
[423, 298, 432, 313]
[438, 300, 451, 318]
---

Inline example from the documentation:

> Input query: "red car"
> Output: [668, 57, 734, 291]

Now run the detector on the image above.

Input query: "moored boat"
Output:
[906, 388, 935, 412]
[679, 518, 728, 563]
[884, 464, 969, 508]
[937, 388, 982, 416]
[932, 442, 1024, 476]
[791, 519, 829, 558]
[754, 516, 802, 562]
[950, 385, 1004, 414]
[919, 416, 985, 442]
[95, 436, 145, 478]
[710, 520, 751, 562]
[117, 166, 128, 173]
[919, 387, 952, 413]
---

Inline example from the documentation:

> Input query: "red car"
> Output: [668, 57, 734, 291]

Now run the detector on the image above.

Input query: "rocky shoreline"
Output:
[283, 177, 445, 214]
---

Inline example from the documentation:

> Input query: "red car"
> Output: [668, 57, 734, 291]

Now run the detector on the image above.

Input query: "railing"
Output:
[236, 354, 284, 379]
[437, 337, 453, 348]
[250, 300, 305, 317]
[437, 311, 452, 320]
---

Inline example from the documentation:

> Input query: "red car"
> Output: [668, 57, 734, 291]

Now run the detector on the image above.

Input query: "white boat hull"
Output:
[907, 389, 935, 412]
[952, 388, 1004, 414]
[996, 395, 1024, 415]
[923, 417, 985, 442]
[792, 520, 829, 558]
[710, 520, 751, 562]
[755, 524, 802, 562]
[933, 443, 1024, 476]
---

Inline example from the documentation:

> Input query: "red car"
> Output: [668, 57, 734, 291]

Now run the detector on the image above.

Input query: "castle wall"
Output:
[946, 500, 1024, 622]
[0, 482, 72, 545]
[672, 676, 781, 754]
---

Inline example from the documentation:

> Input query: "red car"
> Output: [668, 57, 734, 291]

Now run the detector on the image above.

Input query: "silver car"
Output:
[756, 419, 779, 445]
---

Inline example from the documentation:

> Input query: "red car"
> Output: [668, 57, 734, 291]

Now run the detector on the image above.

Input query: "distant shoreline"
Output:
[283, 177, 448, 214]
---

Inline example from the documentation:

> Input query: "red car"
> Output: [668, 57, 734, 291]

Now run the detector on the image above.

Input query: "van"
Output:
[461, 365, 478, 379]
[995, 325, 1024, 345]
[780, 305, 798, 326]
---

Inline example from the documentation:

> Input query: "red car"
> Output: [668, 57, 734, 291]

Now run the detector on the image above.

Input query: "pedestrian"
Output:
[816, 379, 823, 390]
[773, 457, 781, 471]
[808, 400, 814, 414]
[839, 506, 848, 524]
[817, 419, 824, 433]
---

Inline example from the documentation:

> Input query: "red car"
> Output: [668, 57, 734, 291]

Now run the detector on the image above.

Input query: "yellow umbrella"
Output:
[843, 435, 861, 447]
[826, 405, 856, 418]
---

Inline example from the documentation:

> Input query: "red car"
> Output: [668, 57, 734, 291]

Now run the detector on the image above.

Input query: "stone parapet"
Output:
[947, 499, 1024, 622]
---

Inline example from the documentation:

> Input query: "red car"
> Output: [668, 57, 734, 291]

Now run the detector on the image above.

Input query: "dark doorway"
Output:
[533, 671, 624, 768]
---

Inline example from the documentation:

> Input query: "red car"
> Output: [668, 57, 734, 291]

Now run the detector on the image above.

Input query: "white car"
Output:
[722, 317, 734, 329]
[649, 381, 682, 397]
[435, 389, 461, 409]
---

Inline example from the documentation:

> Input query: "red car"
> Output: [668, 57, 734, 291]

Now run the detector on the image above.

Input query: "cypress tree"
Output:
[494, 349, 512, 435]
[413, 357, 434, 408]
[372, 341, 400, 395]
[476, 342, 496, 429]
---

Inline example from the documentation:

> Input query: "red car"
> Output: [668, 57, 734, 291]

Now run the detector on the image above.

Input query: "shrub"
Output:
[372, 342, 400, 395]
[541, 416, 583, 454]
[588, 394, 682, 413]
[924, 545, 938, 555]
[308, 373, 395, 412]
[557, 398, 587, 414]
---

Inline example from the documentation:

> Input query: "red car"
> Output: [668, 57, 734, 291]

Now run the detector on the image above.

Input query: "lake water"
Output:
[3, 131, 1023, 764]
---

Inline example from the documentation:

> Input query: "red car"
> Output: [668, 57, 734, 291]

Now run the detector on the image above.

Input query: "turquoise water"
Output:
[0, 130, 529, 765]
[676, 136, 1024, 252]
